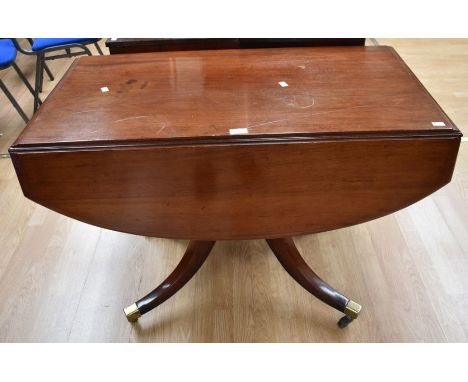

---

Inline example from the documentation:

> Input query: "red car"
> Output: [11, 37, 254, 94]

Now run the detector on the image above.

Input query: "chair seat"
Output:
[0, 39, 17, 68]
[32, 38, 99, 51]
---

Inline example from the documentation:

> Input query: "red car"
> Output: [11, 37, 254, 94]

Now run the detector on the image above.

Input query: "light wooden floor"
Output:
[0, 39, 467, 342]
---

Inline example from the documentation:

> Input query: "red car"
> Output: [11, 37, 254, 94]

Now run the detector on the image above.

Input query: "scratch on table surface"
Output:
[155, 122, 167, 134]
[246, 118, 289, 129]
[113, 115, 151, 123]
[305, 104, 371, 117]
[286, 93, 315, 109]
[71, 110, 95, 115]
[297, 98, 315, 109]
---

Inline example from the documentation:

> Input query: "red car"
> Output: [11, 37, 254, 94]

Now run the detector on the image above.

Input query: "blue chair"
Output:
[0, 38, 38, 123]
[12, 38, 103, 112]
[31, 38, 103, 53]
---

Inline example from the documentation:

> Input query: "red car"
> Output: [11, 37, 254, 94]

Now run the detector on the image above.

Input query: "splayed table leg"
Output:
[266, 237, 361, 328]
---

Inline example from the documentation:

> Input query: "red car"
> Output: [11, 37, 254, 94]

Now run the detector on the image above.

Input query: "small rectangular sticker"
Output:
[432, 121, 446, 127]
[229, 128, 248, 135]
[101, 86, 109, 93]
[278, 81, 288, 87]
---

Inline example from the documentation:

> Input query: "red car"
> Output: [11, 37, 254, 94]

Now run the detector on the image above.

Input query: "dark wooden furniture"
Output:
[10, 46, 461, 327]
[105, 38, 366, 54]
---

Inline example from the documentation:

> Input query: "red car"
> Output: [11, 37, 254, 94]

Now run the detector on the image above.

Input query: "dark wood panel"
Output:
[10, 137, 460, 240]
[14, 46, 459, 149]
[239, 38, 366, 49]
[106, 38, 240, 54]
[105, 38, 366, 54]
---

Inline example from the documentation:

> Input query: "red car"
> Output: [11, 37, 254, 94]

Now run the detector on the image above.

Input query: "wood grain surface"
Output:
[12, 46, 459, 148]
[10, 137, 460, 240]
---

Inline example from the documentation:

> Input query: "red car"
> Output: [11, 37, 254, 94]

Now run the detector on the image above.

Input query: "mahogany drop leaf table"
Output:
[9, 46, 461, 328]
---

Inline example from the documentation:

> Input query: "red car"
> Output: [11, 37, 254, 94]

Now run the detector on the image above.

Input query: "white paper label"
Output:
[229, 128, 249, 135]
[101, 86, 109, 93]
[432, 121, 446, 127]
[111, 38, 118, 41]
[278, 81, 288, 87]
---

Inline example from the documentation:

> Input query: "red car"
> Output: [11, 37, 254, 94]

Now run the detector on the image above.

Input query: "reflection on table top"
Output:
[16, 46, 459, 148]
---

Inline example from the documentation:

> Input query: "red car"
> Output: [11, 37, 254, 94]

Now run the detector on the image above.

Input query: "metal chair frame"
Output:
[26, 38, 54, 83]
[0, 59, 38, 123]
[11, 39, 102, 112]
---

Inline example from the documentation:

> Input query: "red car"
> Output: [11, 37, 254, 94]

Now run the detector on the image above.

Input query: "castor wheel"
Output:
[337, 300, 362, 328]
[337, 315, 354, 328]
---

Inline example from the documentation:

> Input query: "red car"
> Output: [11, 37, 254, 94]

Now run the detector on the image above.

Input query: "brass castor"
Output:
[122, 241, 215, 324]
[124, 303, 141, 323]
[337, 300, 362, 329]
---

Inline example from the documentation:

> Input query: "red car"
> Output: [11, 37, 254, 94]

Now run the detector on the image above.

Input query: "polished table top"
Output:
[15, 46, 458, 149]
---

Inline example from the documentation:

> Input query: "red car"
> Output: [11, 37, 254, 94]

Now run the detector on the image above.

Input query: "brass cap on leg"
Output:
[124, 303, 141, 322]
[344, 300, 362, 319]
